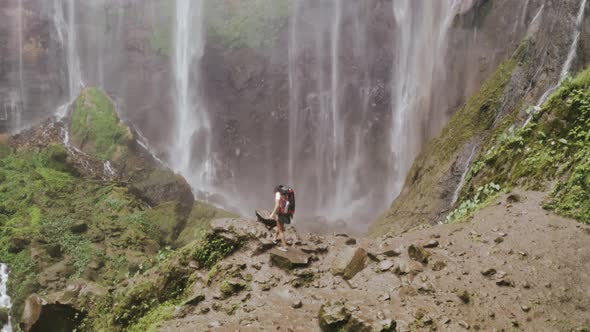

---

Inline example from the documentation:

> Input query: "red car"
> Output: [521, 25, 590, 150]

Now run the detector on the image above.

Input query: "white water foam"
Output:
[0, 264, 12, 332]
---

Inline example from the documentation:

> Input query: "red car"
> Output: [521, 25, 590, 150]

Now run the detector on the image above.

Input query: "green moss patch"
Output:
[70, 87, 132, 161]
[462, 67, 590, 223]
[206, 0, 290, 49]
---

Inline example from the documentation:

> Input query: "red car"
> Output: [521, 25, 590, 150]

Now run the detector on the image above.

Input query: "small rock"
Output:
[458, 320, 470, 329]
[184, 294, 205, 306]
[378, 293, 391, 302]
[431, 260, 447, 271]
[423, 240, 439, 248]
[521, 304, 530, 312]
[506, 194, 521, 203]
[494, 237, 504, 244]
[480, 268, 497, 277]
[378, 260, 395, 272]
[69, 222, 88, 234]
[344, 238, 357, 245]
[208, 321, 222, 328]
[292, 300, 303, 309]
[498, 232, 508, 237]
[381, 249, 402, 257]
[188, 260, 199, 270]
[496, 278, 515, 287]
[523, 281, 531, 289]
[408, 245, 431, 264]
[457, 290, 471, 304]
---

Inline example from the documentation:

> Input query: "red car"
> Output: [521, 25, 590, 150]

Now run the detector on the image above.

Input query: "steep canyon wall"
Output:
[0, 0, 557, 232]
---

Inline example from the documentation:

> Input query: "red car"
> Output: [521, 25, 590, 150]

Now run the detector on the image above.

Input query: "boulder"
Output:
[319, 302, 350, 331]
[69, 87, 133, 162]
[21, 294, 44, 331]
[408, 245, 431, 264]
[129, 169, 194, 211]
[269, 248, 310, 270]
[331, 247, 367, 280]
[319, 302, 395, 332]
[21, 294, 85, 332]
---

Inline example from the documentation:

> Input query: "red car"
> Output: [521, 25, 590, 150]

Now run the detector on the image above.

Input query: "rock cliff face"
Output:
[0, 0, 563, 231]
[373, 0, 590, 235]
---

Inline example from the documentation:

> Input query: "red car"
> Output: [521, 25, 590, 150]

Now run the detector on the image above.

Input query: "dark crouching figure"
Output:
[269, 185, 296, 252]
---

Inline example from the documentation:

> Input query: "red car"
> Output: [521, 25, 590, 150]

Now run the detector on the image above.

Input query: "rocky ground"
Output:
[147, 190, 590, 332]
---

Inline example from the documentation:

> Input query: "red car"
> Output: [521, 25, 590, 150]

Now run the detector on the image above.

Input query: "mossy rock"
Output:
[0, 307, 8, 327]
[220, 280, 246, 299]
[146, 202, 183, 245]
[129, 169, 194, 211]
[69, 87, 133, 161]
[319, 302, 350, 331]
[176, 201, 238, 247]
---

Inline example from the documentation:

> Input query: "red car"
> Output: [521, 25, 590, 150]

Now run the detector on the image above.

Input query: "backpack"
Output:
[278, 186, 296, 216]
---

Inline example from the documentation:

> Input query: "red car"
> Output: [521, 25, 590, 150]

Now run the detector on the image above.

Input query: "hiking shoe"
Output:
[277, 246, 288, 252]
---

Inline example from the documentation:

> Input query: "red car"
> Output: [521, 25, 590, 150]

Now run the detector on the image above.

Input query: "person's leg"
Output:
[278, 216, 288, 247]
[274, 216, 281, 242]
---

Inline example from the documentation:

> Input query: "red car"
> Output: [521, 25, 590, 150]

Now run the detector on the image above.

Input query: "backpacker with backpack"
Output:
[277, 185, 296, 217]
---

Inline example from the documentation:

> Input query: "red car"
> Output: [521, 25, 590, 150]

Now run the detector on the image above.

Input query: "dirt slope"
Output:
[158, 190, 590, 332]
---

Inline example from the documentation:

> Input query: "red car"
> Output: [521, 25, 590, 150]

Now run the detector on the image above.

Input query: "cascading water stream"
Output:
[524, 0, 587, 127]
[171, 0, 214, 192]
[0, 264, 12, 332]
[16, 0, 24, 130]
[286, 1, 462, 228]
[389, 0, 461, 199]
[53, 0, 83, 120]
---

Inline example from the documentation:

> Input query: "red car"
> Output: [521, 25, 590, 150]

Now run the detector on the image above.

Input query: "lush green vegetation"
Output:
[446, 182, 502, 223]
[70, 87, 132, 161]
[458, 67, 590, 224]
[192, 232, 240, 268]
[0, 144, 163, 318]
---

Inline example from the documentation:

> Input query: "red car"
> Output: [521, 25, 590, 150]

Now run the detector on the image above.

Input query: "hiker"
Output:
[269, 185, 295, 252]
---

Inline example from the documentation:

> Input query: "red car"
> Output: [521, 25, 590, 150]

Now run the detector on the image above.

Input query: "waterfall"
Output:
[15, 0, 24, 131]
[286, 1, 461, 228]
[451, 146, 477, 207]
[389, 0, 460, 200]
[53, 0, 83, 119]
[171, 0, 214, 191]
[524, 0, 587, 127]
[0, 264, 12, 332]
